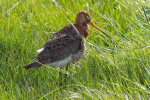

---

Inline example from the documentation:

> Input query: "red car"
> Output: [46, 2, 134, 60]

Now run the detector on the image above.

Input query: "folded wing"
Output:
[23, 24, 82, 69]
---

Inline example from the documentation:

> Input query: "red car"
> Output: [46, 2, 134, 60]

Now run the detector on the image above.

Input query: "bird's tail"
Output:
[23, 61, 42, 69]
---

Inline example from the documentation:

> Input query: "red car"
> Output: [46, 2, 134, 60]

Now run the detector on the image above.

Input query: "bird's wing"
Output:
[49, 24, 74, 39]
[34, 25, 83, 65]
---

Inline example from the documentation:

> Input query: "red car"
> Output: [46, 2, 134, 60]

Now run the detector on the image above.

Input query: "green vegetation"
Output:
[0, 0, 150, 99]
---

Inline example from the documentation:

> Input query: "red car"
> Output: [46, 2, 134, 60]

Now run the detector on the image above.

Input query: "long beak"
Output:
[89, 21, 109, 36]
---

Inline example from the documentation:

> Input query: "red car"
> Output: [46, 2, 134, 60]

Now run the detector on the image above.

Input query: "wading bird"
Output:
[23, 11, 109, 74]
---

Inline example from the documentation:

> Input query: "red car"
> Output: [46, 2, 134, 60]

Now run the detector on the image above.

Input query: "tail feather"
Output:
[23, 61, 42, 69]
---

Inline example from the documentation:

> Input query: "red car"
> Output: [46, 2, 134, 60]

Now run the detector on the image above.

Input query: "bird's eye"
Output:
[84, 16, 87, 19]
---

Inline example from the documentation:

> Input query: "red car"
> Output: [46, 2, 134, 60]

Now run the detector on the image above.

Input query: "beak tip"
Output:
[89, 21, 110, 37]
[102, 31, 110, 37]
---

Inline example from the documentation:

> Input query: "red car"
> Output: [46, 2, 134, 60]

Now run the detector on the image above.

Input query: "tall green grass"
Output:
[0, 0, 150, 99]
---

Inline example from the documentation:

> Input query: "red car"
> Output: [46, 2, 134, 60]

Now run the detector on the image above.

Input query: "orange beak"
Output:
[89, 21, 109, 36]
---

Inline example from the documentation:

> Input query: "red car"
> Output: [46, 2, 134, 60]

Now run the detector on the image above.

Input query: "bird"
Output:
[23, 11, 109, 72]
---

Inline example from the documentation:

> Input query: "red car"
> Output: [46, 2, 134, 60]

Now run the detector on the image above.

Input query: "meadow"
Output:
[0, 0, 150, 99]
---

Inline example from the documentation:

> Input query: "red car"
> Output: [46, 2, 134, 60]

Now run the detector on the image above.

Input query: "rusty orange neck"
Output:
[74, 24, 89, 38]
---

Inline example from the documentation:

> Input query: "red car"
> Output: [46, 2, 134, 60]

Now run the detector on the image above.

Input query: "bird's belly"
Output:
[46, 55, 72, 67]
[72, 50, 85, 65]
[45, 50, 84, 67]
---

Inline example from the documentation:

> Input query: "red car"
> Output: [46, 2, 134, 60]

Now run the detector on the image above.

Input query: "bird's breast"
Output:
[72, 41, 86, 65]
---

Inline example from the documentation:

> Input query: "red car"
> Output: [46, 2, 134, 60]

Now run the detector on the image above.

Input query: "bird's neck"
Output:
[74, 24, 89, 38]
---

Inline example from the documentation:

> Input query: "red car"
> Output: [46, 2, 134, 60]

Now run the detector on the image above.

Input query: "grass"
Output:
[0, 0, 150, 99]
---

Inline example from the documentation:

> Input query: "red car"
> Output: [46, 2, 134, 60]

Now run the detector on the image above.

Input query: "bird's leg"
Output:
[59, 67, 62, 76]
[65, 64, 68, 78]
[64, 64, 69, 85]
[59, 67, 63, 86]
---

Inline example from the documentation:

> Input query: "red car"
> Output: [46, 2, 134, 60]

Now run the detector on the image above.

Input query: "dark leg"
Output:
[59, 67, 62, 76]
[59, 67, 63, 86]
[65, 65, 69, 85]
[65, 64, 68, 78]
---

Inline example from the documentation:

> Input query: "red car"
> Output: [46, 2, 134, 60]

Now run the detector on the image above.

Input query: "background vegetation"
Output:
[0, 0, 150, 99]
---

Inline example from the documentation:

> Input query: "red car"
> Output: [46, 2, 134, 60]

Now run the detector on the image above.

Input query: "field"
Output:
[0, 0, 150, 99]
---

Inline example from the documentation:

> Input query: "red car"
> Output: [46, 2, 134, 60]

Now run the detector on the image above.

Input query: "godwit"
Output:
[23, 11, 109, 72]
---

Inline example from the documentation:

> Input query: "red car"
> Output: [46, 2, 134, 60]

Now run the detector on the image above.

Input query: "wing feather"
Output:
[34, 24, 82, 65]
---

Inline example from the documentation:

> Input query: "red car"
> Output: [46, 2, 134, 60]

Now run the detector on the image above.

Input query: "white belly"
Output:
[46, 55, 72, 67]
[37, 48, 85, 67]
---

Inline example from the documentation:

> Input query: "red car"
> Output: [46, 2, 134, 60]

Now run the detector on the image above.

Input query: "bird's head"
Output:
[75, 11, 109, 36]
